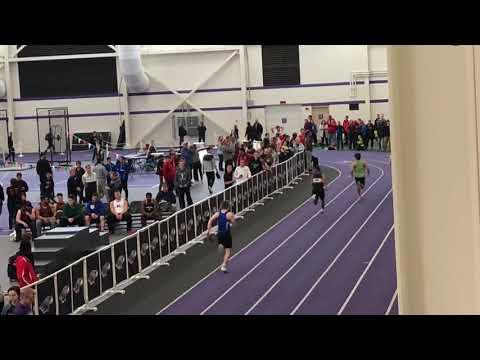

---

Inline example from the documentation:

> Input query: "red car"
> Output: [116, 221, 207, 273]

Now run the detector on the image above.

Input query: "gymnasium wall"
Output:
[0, 45, 389, 152]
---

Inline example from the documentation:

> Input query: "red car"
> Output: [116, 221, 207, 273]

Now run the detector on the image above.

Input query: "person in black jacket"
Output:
[36, 153, 52, 184]
[67, 168, 82, 204]
[74, 161, 85, 203]
[40, 172, 55, 201]
[45, 131, 55, 154]
[0, 182, 4, 218]
[179, 125, 187, 146]
[156, 182, 177, 215]
[245, 122, 254, 142]
[197, 122, 207, 143]
[174, 158, 193, 209]
[253, 120, 263, 141]
[6, 179, 19, 230]
[15, 173, 28, 196]
[5, 132, 15, 163]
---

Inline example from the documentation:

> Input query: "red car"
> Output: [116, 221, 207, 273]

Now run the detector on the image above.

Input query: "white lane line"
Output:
[202, 165, 385, 315]
[289, 189, 393, 315]
[337, 225, 395, 315]
[385, 289, 398, 315]
[156, 164, 344, 314]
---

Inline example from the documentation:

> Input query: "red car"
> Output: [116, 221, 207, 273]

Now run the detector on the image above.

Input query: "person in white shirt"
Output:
[107, 190, 132, 235]
[82, 164, 97, 203]
[233, 159, 252, 182]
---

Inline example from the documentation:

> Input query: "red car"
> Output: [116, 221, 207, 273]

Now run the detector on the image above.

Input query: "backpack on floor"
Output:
[7, 255, 17, 281]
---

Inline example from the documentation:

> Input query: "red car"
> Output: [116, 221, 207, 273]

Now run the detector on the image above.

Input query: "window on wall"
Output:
[262, 45, 300, 87]
[17, 45, 118, 98]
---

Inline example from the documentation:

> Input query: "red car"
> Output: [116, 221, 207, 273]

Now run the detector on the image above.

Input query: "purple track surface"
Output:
[158, 150, 397, 315]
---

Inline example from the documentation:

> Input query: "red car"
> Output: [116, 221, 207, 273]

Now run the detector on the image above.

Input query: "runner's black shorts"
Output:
[355, 177, 365, 186]
[218, 231, 232, 249]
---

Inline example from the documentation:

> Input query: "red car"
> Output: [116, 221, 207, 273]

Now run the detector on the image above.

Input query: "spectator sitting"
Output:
[35, 198, 56, 236]
[59, 194, 85, 227]
[15, 239, 37, 288]
[40, 172, 55, 201]
[107, 190, 133, 235]
[233, 159, 252, 182]
[141, 192, 158, 227]
[84, 193, 106, 231]
[15, 198, 36, 241]
[53, 193, 65, 222]
[1, 286, 20, 315]
[14, 287, 34, 316]
[156, 183, 177, 216]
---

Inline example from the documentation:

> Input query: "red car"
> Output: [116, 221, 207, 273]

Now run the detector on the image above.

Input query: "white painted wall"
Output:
[0, 45, 390, 152]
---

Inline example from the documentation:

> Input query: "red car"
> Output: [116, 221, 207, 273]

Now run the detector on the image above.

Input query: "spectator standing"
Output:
[326, 116, 337, 148]
[180, 143, 193, 176]
[221, 136, 235, 168]
[107, 190, 133, 235]
[40, 172, 55, 200]
[156, 154, 164, 189]
[67, 168, 82, 204]
[6, 179, 19, 230]
[116, 157, 131, 201]
[93, 161, 108, 200]
[320, 119, 328, 146]
[383, 119, 390, 152]
[175, 158, 193, 209]
[217, 137, 224, 171]
[36, 153, 52, 184]
[249, 150, 263, 176]
[305, 132, 314, 173]
[336, 121, 344, 150]
[15, 173, 29, 196]
[367, 120, 375, 149]
[233, 125, 239, 141]
[59, 194, 84, 227]
[223, 163, 235, 189]
[35, 198, 56, 236]
[348, 120, 356, 150]
[308, 115, 318, 145]
[191, 144, 203, 183]
[178, 124, 187, 146]
[14, 287, 35, 316]
[82, 164, 98, 203]
[140, 192, 158, 227]
[245, 122, 255, 142]
[202, 147, 219, 195]
[1, 286, 20, 315]
[162, 151, 177, 194]
[197, 122, 207, 143]
[0, 182, 3, 218]
[253, 119, 263, 141]
[15, 240, 37, 288]
[74, 161, 85, 203]
[5, 132, 15, 163]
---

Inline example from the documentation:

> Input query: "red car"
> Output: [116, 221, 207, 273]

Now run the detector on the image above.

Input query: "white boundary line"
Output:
[156, 164, 344, 314]
[385, 289, 398, 315]
[337, 225, 395, 315]
[288, 189, 393, 315]
[202, 164, 385, 315]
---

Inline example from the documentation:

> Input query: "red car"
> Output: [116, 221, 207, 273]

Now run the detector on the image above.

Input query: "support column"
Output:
[388, 45, 480, 314]
[4, 50, 15, 144]
[116, 56, 131, 148]
[239, 45, 248, 136]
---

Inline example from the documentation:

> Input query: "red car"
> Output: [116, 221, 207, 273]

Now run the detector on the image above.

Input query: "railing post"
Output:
[54, 274, 59, 315]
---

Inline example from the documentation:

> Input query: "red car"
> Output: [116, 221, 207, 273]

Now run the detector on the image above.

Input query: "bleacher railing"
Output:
[24, 151, 308, 315]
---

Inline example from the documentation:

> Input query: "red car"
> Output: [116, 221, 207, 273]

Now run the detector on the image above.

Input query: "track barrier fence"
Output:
[23, 151, 308, 315]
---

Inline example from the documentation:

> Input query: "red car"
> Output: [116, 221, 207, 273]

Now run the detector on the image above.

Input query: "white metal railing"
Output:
[23, 151, 308, 315]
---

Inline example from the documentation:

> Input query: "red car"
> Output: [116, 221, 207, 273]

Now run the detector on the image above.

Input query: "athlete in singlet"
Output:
[207, 201, 235, 273]
[351, 153, 369, 198]
[312, 163, 326, 213]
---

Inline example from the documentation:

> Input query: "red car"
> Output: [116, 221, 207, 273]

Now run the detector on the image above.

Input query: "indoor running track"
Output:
[158, 152, 397, 315]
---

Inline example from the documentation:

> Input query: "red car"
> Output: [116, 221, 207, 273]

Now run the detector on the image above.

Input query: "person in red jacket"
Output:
[326, 116, 337, 148]
[343, 116, 350, 146]
[16, 239, 37, 288]
[236, 147, 250, 167]
[162, 150, 177, 193]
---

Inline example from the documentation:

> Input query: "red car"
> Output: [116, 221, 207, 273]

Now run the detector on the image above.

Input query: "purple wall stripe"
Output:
[370, 99, 389, 103]
[302, 100, 367, 107]
[369, 80, 389, 84]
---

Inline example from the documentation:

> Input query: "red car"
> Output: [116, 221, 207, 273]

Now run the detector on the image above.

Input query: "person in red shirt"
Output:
[343, 116, 350, 146]
[327, 116, 337, 148]
[298, 128, 306, 145]
[162, 150, 177, 193]
[236, 147, 250, 166]
[15, 238, 37, 288]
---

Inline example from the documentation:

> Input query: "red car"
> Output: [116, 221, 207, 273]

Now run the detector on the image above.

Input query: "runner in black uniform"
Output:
[312, 163, 326, 213]
[207, 201, 235, 273]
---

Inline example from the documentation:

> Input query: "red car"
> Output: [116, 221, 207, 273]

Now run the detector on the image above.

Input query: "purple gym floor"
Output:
[157, 150, 397, 315]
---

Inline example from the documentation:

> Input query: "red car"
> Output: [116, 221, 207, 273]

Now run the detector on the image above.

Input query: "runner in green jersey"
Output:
[351, 153, 370, 198]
